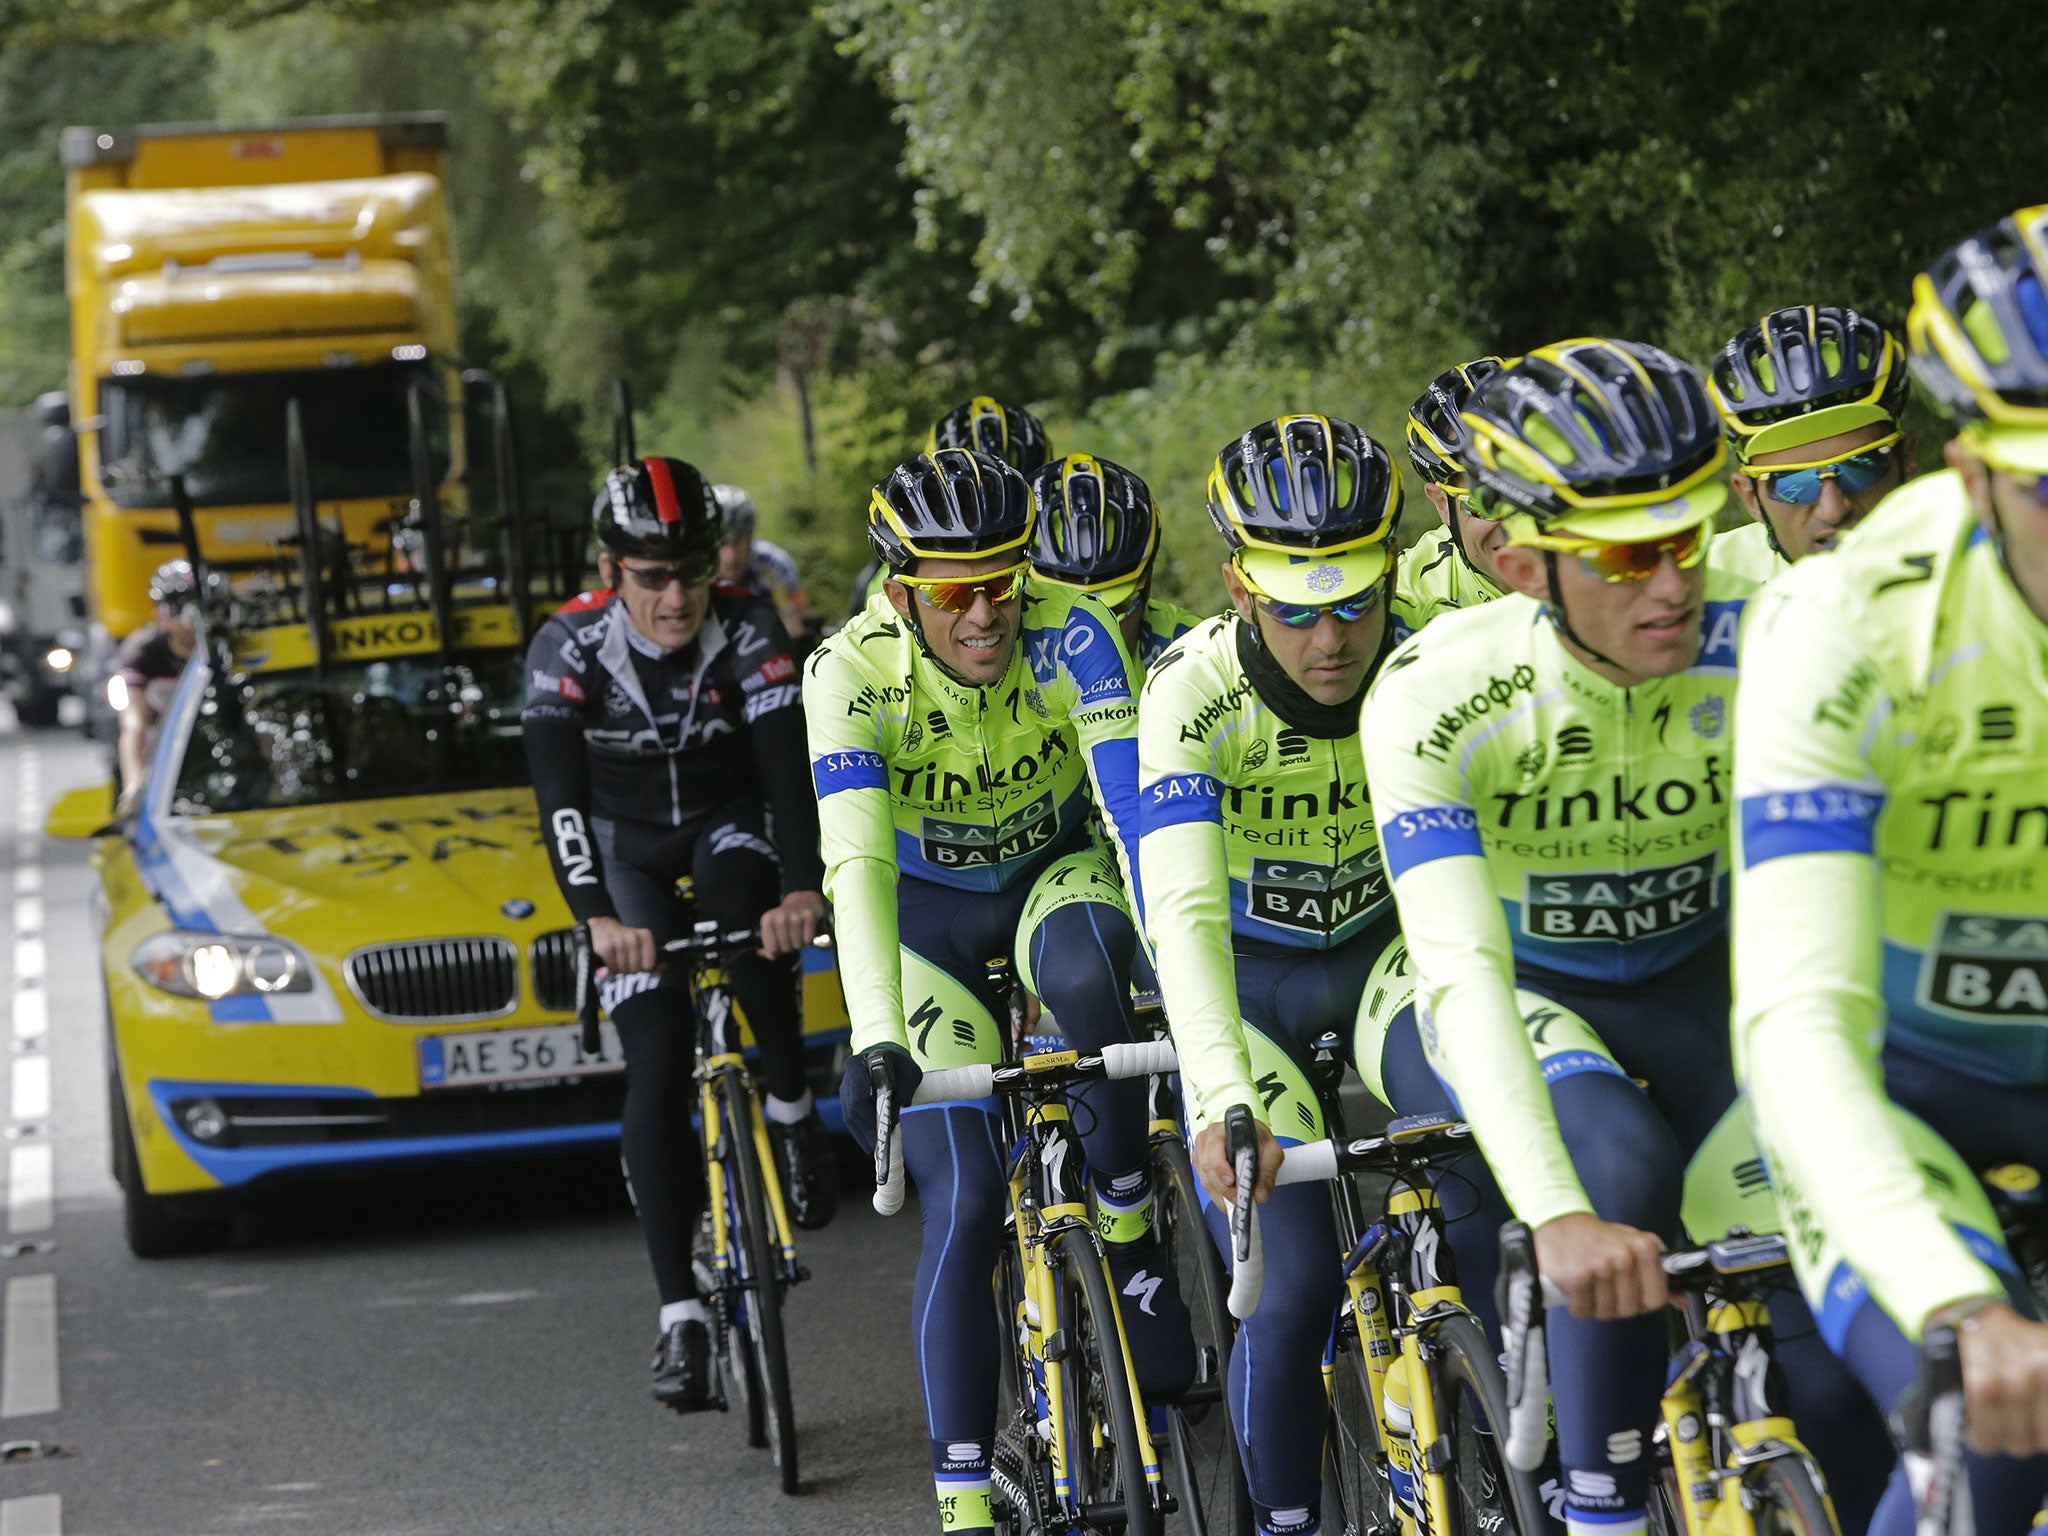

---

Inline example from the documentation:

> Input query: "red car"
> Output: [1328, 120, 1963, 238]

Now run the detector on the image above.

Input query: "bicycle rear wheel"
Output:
[1424, 1311, 1550, 1536]
[721, 1065, 800, 1495]
[1745, 1453, 1840, 1536]
[1052, 1226, 1163, 1536]
[1151, 1138, 1252, 1536]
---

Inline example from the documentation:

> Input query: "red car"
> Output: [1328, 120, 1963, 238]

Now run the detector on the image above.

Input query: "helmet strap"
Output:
[1540, 551, 1629, 675]
[1448, 503, 1497, 587]
[1756, 502, 1792, 562]
[897, 586, 998, 691]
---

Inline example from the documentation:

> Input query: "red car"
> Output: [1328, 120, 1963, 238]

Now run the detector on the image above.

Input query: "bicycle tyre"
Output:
[1424, 1310, 1551, 1536]
[1053, 1226, 1162, 1536]
[721, 1065, 800, 1495]
[992, 1235, 1049, 1536]
[1746, 1453, 1841, 1536]
[1151, 1138, 1253, 1536]
[709, 1191, 767, 1448]
[1324, 1318, 1399, 1536]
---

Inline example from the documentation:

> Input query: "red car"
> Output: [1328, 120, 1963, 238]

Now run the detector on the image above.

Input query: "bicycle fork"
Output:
[696, 966, 799, 1275]
[1658, 1297, 1830, 1535]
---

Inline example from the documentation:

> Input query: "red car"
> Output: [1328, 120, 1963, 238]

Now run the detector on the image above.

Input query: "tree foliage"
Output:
[3, 0, 2043, 600]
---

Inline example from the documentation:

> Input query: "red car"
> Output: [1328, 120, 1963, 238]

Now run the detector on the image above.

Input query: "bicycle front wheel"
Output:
[721, 1065, 800, 1495]
[1423, 1310, 1550, 1536]
[1745, 1453, 1840, 1536]
[1152, 1137, 1252, 1536]
[1324, 1315, 1398, 1536]
[1051, 1226, 1162, 1536]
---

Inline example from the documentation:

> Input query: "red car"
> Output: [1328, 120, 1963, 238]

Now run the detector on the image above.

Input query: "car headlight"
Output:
[131, 931, 314, 1000]
[44, 647, 73, 673]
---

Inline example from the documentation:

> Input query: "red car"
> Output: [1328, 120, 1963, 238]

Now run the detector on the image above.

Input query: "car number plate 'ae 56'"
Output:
[419, 1022, 624, 1090]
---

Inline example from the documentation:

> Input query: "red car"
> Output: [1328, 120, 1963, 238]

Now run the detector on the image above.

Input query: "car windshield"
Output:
[170, 649, 527, 813]
[97, 362, 445, 509]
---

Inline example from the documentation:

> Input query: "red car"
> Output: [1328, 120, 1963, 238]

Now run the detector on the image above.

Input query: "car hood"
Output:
[150, 788, 568, 942]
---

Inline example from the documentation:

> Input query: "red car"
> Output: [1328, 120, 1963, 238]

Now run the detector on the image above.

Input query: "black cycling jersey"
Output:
[521, 589, 823, 923]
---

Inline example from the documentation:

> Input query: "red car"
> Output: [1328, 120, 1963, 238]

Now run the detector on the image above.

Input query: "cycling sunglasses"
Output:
[619, 556, 715, 591]
[1752, 437, 1902, 506]
[1565, 523, 1710, 584]
[895, 563, 1028, 613]
[1252, 578, 1388, 629]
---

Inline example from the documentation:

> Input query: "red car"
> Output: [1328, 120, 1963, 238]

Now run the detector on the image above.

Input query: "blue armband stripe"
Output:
[1739, 789, 1883, 866]
[1381, 805, 1484, 877]
[1141, 773, 1223, 832]
[812, 749, 888, 797]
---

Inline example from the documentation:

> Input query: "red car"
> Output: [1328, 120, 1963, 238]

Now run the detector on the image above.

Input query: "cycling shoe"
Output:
[650, 1319, 716, 1412]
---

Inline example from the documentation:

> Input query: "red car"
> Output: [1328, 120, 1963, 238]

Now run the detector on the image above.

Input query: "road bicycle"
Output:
[575, 916, 807, 1494]
[1133, 990, 1255, 1536]
[871, 961, 1182, 1536]
[1498, 1222, 1838, 1535]
[1225, 1089, 1548, 1536]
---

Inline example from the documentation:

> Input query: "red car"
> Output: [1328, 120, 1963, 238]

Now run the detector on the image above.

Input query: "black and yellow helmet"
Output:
[1908, 205, 2048, 427]
[1406, 356, 1509, 486]
[1709, 306, 1908, 460]
[1027, 453, 1159, 592]
[868, 448, 1035, 570]
[1206, 414, 1401, 556]
[1462, 339, 1726, 539]
[926, 397, 1052, 475]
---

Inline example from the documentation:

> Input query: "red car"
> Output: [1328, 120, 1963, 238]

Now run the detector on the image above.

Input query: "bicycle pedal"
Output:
[789, 1263, 812, 1285]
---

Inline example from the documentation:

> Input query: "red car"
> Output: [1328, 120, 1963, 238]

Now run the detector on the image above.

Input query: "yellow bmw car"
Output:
[63, 602, 849, 1256]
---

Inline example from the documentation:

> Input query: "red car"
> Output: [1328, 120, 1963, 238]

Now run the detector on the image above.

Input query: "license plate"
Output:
[418, 1021, 625, 1090]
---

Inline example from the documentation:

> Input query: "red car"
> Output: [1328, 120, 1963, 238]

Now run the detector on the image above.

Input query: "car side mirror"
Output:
[45, 780, 117, 839]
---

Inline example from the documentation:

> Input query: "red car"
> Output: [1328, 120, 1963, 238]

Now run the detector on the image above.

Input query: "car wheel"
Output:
[108, 1068, 232, 1259]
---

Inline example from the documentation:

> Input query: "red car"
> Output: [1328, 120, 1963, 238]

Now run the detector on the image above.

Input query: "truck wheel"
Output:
[109, 1069, 232, 1259]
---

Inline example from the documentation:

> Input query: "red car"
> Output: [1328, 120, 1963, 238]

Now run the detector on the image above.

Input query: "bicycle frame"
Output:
[694, 954, 799, 1290]
[999, 1048, 1166, 1518]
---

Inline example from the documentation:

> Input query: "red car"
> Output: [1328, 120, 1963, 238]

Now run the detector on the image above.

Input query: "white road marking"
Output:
[9, 992, 43, 1046]
[10, 939, 42, 991]
[0, 1494, 61, 1536]
[6, 1147, 51, 1235]
[8, 1057, 48, 1125]
[10, 867, 37, 897]
[1, 1275, 59, 1415]
[10, 898, 39, 939]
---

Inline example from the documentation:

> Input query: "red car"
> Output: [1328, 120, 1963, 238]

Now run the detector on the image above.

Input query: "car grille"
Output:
[529, 929, 578, 1014]
[165, 1081, 628, 1150]
[345, 938, 519, 1022]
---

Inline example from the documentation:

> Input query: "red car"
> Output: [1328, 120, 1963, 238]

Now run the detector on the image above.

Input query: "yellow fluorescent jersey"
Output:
[1137, 613, 1389, 1131]
[1732, 470, 2047, 1334]
[1392, 523, 1503, 636]
[1708, 518, 1787, 585]
[1359, 571, 1756, 1226]
[805, 586, 1144, 1055]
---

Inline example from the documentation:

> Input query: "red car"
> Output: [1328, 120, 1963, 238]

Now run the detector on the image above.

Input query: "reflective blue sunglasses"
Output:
[1253, 580, 1386, 629]
[1757, 442, 1900, 506]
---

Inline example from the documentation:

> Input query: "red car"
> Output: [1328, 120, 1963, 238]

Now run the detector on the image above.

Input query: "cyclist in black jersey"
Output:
[522, 456, 830, 1413]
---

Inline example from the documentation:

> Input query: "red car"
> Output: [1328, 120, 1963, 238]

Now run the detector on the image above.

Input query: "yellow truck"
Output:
[61, 112, 461, 642]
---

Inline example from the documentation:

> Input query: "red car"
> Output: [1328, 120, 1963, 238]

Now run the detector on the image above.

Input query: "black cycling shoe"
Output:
[650, 1319, 716, 1412]
[1106, 1235, 1198, 1403]
[768, 1108, 839, 1231]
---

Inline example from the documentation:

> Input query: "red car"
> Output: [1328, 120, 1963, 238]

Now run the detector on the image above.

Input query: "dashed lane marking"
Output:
[1, 1275, 58, 1416]
[5, 1147, 51, 1236]
[9, 868, 36, 897]
[0, 1494, 60, 1536]
[8, 1059, 48, 1126]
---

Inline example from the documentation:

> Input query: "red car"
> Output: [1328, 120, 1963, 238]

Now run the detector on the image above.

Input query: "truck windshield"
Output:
[170, 649, 527, 813]
[97, 362, 445, 509]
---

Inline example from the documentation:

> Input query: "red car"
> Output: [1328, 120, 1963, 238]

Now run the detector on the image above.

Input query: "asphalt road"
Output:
[0, 726, 934, 1536]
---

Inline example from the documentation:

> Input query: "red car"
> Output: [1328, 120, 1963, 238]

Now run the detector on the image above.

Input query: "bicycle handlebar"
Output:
[1224, 1114, 1474, 1320]
[1899, 1324, 1973, 1536]
[870, 1039, 1182, 1217]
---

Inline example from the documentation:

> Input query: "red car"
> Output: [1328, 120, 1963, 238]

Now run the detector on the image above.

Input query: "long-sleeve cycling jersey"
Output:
[1138, 597, 1205, 672]
[1732, 470, 2044, 1332]
[1137, 613, 1390, 1132]
[1358, 570, 1755, 1227]
[1392, 523, 1502, 637]
[805, 586, 1144, 1054]
[521, 590, 821, 922]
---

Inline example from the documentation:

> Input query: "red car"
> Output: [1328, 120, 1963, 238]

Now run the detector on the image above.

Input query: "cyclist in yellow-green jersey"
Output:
[1707, 305, 1918, 580]
[1395, 356, 1516, 635]
[1734, 210, 2048, 1528]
